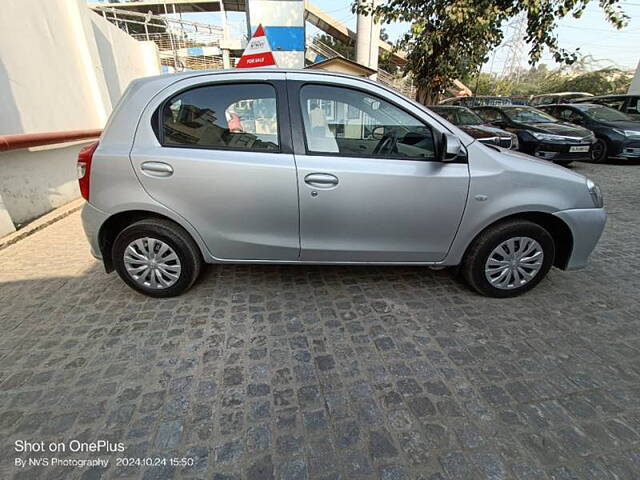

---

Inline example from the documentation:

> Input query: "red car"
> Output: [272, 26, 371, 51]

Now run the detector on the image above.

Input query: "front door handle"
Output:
[304, 173, 339, 189]
[141, 161, 174, 177]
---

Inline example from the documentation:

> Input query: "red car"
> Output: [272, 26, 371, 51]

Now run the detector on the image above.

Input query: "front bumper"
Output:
[612, 139, 640, 160]
[519, 139, 593, 162]
[81, 202, 109, 260]
[553, 208, 607, 270]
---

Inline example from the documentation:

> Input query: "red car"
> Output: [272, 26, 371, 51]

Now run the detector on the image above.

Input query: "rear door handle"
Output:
[304, 173, 339, 189]
[141, 161, 173, 177]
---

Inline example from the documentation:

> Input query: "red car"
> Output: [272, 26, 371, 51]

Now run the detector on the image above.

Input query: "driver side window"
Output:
[474, 108, 502, 123]
[557, 107, 582, 123]
[299, 84, 435, 160]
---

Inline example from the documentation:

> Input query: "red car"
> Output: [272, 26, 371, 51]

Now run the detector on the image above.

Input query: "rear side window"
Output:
[474, 108, 502, 122]
[161, 83, 279, 152]
[597, 97, 625, 111]
[556, 107, 582, 123]
[626, 98, 639, 114]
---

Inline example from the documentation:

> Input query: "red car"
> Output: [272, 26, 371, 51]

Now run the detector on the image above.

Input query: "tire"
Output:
[112, 218, 202, 298]
[461, 220, 555, 298]
[591, 139, 608, 163]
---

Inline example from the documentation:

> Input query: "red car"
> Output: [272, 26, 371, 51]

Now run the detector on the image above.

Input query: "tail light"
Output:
[77, 141, 99, 200]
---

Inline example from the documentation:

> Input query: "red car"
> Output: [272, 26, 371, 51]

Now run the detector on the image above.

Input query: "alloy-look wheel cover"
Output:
[123, 237, 181, 289]
[484, 236, 544, 290]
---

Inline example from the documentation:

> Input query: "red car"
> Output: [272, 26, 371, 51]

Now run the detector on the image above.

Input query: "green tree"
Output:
[465, 61, 631, 98]
[559, 68, 631, 95]
[357, 0, 628, 104]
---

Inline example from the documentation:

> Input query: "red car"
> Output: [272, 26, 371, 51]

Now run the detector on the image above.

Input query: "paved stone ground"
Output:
[1, 161, 639, 480]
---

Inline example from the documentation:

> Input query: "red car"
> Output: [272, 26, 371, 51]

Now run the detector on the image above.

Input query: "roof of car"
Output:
[135, 67, 382, 87]
[575, 94, 639, 100]
[532, 92, 592, 97]
[475, 105, 539, 111]
[541, 103, 602, 109]
[570, 103, 605, 109]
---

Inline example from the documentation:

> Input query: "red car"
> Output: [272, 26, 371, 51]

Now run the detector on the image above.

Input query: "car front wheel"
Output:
[461, 220, 555, 298]
[591, 139, 608, 163]
[112, 218, 202, 297]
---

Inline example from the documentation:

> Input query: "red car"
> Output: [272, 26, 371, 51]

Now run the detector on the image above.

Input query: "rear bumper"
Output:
[553, 208, 607, 270]
[81, 202, 108, 260]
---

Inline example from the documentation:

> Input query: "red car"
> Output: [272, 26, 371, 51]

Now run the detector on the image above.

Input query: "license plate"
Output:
[569, 145, 590, 153]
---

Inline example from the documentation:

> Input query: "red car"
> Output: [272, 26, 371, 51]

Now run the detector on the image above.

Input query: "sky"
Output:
[93, 0, 640, 73]
[306, 0, 640, 72]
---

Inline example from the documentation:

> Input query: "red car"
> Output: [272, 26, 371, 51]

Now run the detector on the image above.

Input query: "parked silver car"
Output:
[79, 69, 606, 298]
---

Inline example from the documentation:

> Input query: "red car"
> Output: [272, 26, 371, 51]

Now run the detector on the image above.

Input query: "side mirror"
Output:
[372, 126, 385, 140]
[440, 133, 466, 162]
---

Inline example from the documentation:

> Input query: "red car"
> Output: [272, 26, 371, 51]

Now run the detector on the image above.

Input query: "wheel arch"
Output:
[98, 210, 206, 272]
[463, 211, 574, 270]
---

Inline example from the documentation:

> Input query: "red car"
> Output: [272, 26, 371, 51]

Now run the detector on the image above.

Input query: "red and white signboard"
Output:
[236, 25, 277, 68]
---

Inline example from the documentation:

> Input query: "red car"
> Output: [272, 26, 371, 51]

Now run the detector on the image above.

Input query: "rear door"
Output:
[130, 73, 300, 261]
[287, 74, 469, 262]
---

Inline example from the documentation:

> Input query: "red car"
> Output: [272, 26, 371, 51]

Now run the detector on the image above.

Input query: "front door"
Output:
[130, 77, 299, 261]
[290, 80, 470, 262]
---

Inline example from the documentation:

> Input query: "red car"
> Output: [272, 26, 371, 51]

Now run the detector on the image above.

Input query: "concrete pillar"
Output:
[356, 0, 379, 78]
[629, 59, 640, 95]
[247, 0, 305, 68]
[222, 49, 231, 69]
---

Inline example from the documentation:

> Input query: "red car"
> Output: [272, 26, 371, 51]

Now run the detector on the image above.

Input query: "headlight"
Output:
[531, 132, 569, 141]
[612, 129, 640, 137]
[586, 178, 603, 208]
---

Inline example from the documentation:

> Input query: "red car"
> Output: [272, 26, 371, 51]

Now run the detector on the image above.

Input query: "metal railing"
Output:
[92, 6, 227, 72]
[307, 36, 416, 99]
[377, 69, 416, 99]
[93, 6, 416, 98]
[0, 130, 102, 152]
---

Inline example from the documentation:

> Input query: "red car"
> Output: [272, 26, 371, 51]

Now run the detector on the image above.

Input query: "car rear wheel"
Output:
[591, 139, 608, 163]
[461, 220, 555, 298]
[112, 218, 202, 297]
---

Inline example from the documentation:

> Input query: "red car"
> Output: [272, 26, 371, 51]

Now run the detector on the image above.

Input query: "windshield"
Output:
[432, 107, 484, 126]
[582, 105, 632, 122]
[502, 106, 558, 124]
[455, 108, 485, 125]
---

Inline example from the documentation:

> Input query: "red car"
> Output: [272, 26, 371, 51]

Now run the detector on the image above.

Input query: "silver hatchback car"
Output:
[79, 69, 606, 298]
